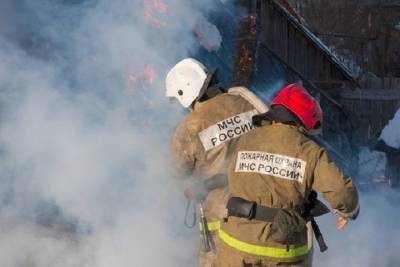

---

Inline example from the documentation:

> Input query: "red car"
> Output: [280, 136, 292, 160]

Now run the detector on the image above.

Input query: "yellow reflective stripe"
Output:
[199, 221, 221, 232]
[218, 229, 308, 259]
[207, 221, 221, 231]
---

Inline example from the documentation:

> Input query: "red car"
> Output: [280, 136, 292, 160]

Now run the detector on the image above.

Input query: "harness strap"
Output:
[227, 196, 279, 222]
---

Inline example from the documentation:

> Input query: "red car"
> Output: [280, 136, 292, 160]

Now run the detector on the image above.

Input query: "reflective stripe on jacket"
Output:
[221, 121, 359, 262]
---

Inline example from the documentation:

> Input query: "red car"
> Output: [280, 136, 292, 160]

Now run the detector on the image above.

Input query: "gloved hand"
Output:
[333, 209, 349, 230]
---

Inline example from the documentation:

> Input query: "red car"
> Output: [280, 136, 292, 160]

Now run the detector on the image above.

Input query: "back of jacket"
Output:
[171, 87, 266, 179]
[221, 122, 359, 262]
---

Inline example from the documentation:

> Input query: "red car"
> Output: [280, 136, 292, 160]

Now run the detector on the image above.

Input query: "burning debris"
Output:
[232, 15, 258, 88]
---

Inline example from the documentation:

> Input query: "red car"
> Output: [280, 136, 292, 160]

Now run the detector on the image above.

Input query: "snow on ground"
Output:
[395, 22, 400, 31]
[358, 147, 386, 179]
[380, 109, 400, 149]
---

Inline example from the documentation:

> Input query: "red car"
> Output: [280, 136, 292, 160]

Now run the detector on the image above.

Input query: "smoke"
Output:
[312, 139, 399, 266]
[380, 108, 400, 149]
[314, 192, 400, 266]
[311, 121, 400, 266]
[1, 1, 399, 267]
[194, 15, 222, 52]
[358, 147, 386, 179]
[0, 0, 221, 266]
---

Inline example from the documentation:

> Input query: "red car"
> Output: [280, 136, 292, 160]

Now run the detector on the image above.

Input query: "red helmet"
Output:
[271, 83, 323, 130]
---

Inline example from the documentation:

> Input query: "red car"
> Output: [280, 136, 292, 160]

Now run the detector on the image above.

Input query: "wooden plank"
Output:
[272, 4, 279, 54]
[280, 14, 286, 58]
[305, 43, 311, 79]
[259, 1, 266, 44]
[340, 89, 400, 100]
[276, 10, 283, 55]
[281, 16, 288, 61]
[316, 53, 324, 81]
[313, 80, 347, 85]
[295, 32, 302, 72]
[309, 44, 317, 80]
[300, 35, 308, 78]
[287, 23, 295, 66]
[264, 2, 273, 46]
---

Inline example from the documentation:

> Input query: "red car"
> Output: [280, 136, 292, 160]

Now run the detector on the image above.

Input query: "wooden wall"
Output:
[255, 0, 357, 87]
[243, 0, 362, 173]
[340, 77, 400, 146]
[240, 0, 400, 175]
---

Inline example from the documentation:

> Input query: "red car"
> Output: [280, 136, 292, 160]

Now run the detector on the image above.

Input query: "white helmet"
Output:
[166, 58, 208, 108]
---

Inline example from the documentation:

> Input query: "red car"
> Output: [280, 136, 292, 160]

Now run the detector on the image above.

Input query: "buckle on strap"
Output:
[227, 197, 278, 222]
[227, 197, 257, 219]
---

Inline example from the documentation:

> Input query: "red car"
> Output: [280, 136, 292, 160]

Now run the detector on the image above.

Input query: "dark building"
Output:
[195, 0, 361, 175]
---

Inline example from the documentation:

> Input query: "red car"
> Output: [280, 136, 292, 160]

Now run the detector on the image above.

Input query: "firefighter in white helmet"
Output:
[166, 58, 268, 267]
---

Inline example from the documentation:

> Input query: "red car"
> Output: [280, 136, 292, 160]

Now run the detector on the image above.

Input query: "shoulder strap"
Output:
[228, 87, 269, 113]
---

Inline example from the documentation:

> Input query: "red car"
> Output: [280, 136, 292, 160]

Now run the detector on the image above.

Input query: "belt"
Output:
[223, 196, 309, 258]
[200, 220, 309, 258]
[226, 196, 329, 253]
[227, 196, 280, 222]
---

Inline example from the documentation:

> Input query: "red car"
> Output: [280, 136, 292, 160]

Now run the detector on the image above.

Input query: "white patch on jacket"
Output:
[235, 151, 307, 182]
[198, 110, 258, 151]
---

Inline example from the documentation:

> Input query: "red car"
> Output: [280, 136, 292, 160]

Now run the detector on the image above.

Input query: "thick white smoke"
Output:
[314, 192, 400, 266]
[0, 0, 222, 266]
[1, 1, 399, 267]
[310, 140, 400, 266]
[380, 108, 400, 149]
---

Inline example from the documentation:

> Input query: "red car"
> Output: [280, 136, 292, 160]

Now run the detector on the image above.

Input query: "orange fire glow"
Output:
[127, 64, 156, 90]
[126, 64, 157, 109]
[143, 65, 156, 84]
[143, 0, 168, 28]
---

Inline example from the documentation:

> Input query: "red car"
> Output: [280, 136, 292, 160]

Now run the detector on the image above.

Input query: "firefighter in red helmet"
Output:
[215, 83, 359, 267]
[270, 83, 323, 132]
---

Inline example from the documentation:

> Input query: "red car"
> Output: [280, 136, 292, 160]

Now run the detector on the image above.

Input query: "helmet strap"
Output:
[266, 105, 303, 127]
[197, 69, 223, 103]
[199, 85, 223, 102]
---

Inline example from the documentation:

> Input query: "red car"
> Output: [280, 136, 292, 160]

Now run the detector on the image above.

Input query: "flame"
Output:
[126, 64, 157, 93]
[143, 0, 168, 28]
[143, 65, 156, 84]
[154, 0, 167, 14]
[126, 65, 158, 109]
[127, 74, 138, 84]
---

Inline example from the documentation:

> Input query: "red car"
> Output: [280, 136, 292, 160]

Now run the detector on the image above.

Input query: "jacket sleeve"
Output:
[170, 120, 196, 178]
[312, 148, 360, 220]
